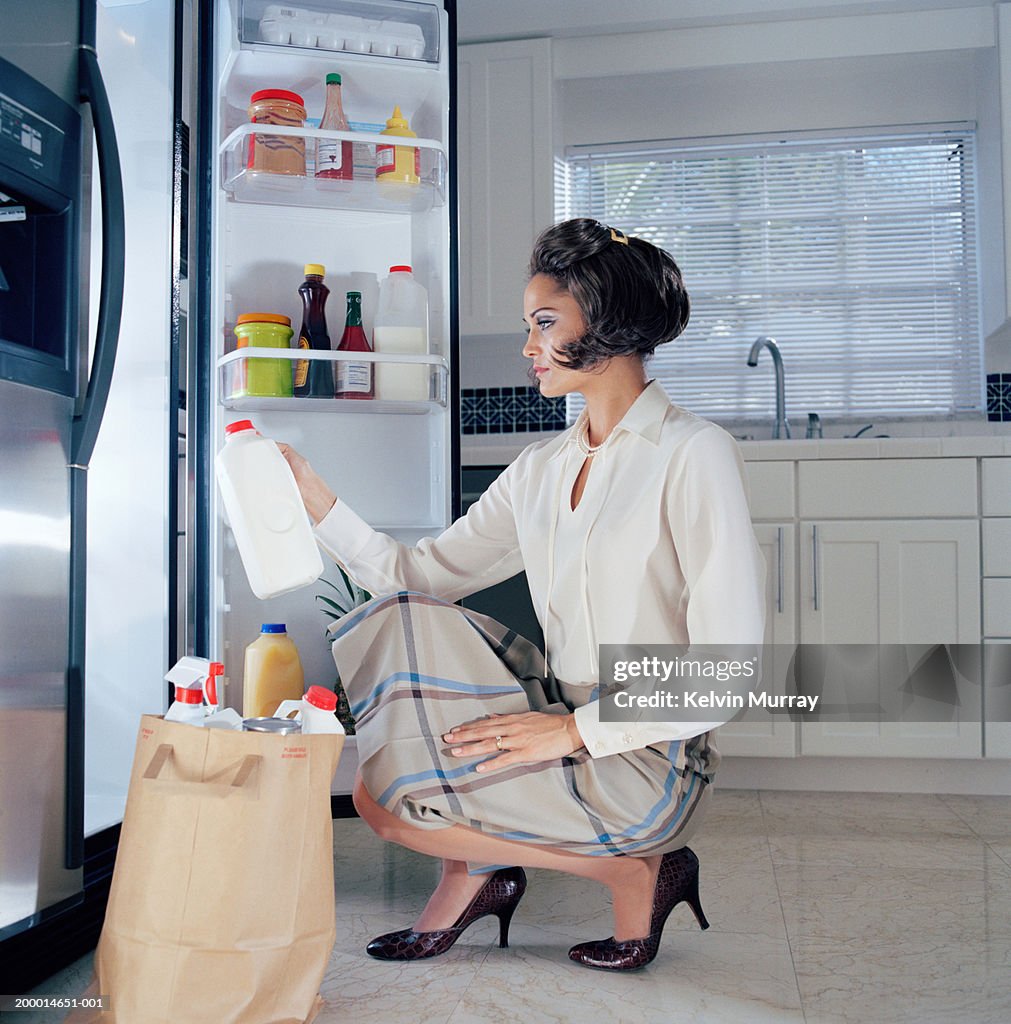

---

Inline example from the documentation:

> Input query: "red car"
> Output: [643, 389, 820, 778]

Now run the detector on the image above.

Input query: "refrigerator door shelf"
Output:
[220, 125, 446, 213]
[218, 348, 449, 410]
[224, 396, 440, 413]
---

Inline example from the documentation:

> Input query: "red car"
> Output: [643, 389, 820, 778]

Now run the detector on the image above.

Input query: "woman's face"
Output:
[521, 274, 593, 398]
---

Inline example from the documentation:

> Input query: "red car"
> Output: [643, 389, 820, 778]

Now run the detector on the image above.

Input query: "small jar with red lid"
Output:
[247, 89, 307, 176]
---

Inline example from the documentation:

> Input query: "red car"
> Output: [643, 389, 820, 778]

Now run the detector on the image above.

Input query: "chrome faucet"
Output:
[746, 336, 791, 439]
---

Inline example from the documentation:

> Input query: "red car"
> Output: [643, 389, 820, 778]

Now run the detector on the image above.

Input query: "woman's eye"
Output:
[537, 320, 554, 330]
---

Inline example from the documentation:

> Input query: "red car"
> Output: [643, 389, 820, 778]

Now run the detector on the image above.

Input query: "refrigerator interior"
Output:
[210, 0, 453, 776]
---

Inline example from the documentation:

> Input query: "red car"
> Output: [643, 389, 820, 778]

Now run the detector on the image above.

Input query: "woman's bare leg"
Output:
[353, 773, 661, 940]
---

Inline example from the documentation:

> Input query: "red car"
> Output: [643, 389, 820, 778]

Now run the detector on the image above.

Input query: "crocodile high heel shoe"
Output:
[568, 847, 709, 971]
[365, 867, 527, 961]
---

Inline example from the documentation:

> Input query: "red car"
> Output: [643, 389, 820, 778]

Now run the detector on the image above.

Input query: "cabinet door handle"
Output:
[776, 526, 784, 614]
[812, 524, 820, 611]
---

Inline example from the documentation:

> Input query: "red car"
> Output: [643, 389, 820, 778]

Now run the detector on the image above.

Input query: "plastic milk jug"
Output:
[215, 420, 323, 599]
[274, 685, 345, 735]
[373, 265, 429, 401]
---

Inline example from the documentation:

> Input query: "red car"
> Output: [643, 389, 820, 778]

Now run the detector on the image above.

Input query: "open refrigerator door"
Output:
[209, 0, 457, 793]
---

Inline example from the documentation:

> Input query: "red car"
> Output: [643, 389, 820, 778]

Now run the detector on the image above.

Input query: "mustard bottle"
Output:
[376, 105, 420, 185]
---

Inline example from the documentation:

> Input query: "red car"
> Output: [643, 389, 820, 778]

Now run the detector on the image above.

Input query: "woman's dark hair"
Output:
[528, 218, 690, 370]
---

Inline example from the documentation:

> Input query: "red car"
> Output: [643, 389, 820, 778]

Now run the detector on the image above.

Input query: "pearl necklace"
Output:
[575, 419, 610, 457]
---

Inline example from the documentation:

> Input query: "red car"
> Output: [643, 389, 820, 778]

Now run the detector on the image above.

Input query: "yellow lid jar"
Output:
[232, 313, 294, 398]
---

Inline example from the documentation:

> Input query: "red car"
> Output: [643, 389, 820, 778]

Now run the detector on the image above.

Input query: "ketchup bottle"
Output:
[315, 73, 353, 181]
[334, 291, 374, 400]
[294, 264, 334, 398]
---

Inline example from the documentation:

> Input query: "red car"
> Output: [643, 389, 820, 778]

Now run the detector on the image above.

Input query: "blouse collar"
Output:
[548, 379, 671, 461]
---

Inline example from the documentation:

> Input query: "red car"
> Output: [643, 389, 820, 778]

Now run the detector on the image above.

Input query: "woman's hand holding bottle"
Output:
[276, 443, 337, 525]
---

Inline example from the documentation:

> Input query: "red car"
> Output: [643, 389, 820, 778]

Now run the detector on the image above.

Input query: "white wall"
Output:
[461, 5, 1009, 413]
[558, 48, 1005, 337]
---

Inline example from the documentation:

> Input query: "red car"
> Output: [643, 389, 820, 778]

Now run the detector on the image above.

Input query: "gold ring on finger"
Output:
[495, 735, 504, 751]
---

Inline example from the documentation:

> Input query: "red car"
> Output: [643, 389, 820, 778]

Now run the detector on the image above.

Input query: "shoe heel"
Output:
[683, 875, 710, 931]
[496, 904, 518, 948]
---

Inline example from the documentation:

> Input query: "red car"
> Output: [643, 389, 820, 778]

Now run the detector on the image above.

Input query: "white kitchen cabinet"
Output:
[984, 641, 1011, 757]
[798, 459, 978, 518]
[797, 519, 981, 758]
[982, 518, 1011, 576]
[745, 461, 795, 520]
[457, 38, 553, 336]
[982, 457, 1011, 515]
[717, 523, 798, 757]
[982, 458, 1011, 757]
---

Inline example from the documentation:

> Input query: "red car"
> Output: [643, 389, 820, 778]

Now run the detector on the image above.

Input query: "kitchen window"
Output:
[556, 127, 983, 422]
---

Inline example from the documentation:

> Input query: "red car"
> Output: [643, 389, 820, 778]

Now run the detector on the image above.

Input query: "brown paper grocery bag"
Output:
[67, 715, 343, 1024]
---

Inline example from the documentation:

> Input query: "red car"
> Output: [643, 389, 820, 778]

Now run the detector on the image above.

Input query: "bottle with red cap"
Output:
[215, 420, 323, 600]
[274, 685, 345, 735]
[374, 265, 429, 401]
[164, 658, 224, 725]
[247, 89, 307, 177]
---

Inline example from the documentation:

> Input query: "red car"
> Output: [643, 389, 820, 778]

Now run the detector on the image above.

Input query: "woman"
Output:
[280, 218, 766, 971]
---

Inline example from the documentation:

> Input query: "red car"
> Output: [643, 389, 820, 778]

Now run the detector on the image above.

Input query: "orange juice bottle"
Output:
[242, 624, 305, 719]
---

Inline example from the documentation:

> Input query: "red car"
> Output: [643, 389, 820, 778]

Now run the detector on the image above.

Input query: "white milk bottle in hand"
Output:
[215, 420, 324, 599]
[373, 265, 429, 401]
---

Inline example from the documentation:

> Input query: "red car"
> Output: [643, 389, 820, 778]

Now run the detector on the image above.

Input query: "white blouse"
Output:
[314, 380, 767, 758]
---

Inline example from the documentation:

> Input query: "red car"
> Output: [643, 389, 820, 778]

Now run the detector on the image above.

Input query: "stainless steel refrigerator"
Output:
[0, 0, 459, 976]
[0, 0, 124, 941]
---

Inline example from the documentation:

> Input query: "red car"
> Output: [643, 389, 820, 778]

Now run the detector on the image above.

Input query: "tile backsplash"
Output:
[460, 381, 1011, 437]
[988, 373, 1011, 421]
[461, 386, 566, 434]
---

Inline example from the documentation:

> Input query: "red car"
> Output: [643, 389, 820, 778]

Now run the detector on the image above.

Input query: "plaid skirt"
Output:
[328, 591, 716, 869]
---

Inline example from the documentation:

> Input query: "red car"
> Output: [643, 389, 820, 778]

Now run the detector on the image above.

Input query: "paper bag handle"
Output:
[143, 744, 262, 797]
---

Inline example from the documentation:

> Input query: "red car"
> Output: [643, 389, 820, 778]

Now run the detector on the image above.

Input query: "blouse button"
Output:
[622, 733, 634, 745]
[594, 741, 605, 752]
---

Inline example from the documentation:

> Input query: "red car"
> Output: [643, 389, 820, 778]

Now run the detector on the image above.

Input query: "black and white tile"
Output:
[461, 387, 567, 435]
[987, 373, 1011, 422]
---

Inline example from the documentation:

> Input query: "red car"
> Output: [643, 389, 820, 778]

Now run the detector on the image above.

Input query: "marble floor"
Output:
[18, 789, 1011, 1024]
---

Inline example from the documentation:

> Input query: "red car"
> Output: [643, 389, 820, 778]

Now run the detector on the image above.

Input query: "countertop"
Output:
[462, 433, 1011, 466]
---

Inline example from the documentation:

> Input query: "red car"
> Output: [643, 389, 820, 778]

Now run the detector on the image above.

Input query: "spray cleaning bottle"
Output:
[164, 657, 224, 725]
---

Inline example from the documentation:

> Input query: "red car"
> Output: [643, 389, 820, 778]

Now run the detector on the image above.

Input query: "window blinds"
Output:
[557, 130, 983, 423]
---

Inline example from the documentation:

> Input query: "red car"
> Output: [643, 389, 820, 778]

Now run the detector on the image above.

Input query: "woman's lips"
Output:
[533, 366, 548, 375]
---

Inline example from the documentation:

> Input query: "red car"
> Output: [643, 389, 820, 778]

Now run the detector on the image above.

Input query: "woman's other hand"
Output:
[443, 712, 585, 772]
[276, 443, 337, 525]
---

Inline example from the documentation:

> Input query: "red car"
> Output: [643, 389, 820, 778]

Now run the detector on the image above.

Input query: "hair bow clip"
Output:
[609, 227, 629, 245]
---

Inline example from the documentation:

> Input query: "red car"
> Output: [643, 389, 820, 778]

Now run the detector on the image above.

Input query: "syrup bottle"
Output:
[294, 264, 334, 398]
